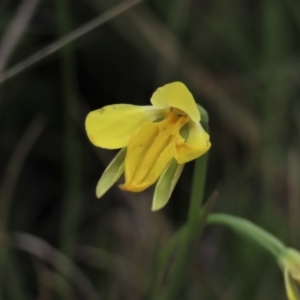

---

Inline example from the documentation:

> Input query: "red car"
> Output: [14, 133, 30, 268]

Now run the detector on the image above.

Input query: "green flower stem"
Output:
[207, 213, 286, 257]
[148, 224, 186, 299]
[158, 192, 214, 300]
[158, 229, 200, 300]
[188, 104, 209, 223]
[188, 151, 208, 223]
[150, 104, 211, 300]
[157, 158, 212, 300]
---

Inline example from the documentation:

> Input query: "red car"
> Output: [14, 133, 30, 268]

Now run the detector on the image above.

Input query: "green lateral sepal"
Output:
[96, 148, 126, 198]
[152, 159, 184, 211]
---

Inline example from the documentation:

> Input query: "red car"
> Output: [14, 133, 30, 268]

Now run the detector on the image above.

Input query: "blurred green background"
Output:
[0, 0, 299, 299]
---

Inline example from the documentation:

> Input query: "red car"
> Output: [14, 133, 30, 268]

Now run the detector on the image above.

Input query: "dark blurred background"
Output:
[0, 0, 299, 299]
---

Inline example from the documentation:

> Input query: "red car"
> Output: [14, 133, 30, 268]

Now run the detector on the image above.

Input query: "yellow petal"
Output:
[284, 268, 300, 300]
[120, 121, 176, 192]
[85, 104, 164, 149]
[150, 82, 200, 122]
[175, 120, 211, 164]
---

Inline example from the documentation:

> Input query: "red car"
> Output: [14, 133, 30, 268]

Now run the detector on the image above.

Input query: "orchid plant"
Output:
[85, 82, 299, 300]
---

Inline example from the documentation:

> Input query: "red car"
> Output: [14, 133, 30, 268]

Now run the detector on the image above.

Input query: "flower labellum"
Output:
[85, 82, 211, 210]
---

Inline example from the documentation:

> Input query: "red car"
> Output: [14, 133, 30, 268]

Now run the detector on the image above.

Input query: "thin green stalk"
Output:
[55, 0, 81, 298]
[158, 232, 197, 300]
[157, 114, 210, 299]
[188, 112, 209, 223]
[207, 213, 285, 257]
[155, 198, 216, 280]
[158, 193, 215, 300]
[148, 226, 186, 299]
[188, 152, 208, 223]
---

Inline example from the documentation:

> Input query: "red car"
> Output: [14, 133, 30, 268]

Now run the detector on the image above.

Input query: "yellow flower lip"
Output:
[85, 81, 211, 207]
[119, 108, 190, 192]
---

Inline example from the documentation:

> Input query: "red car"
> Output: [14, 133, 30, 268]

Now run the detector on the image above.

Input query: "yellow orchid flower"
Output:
[278, 248, 300, 300]
[85, 82, 211, 210]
